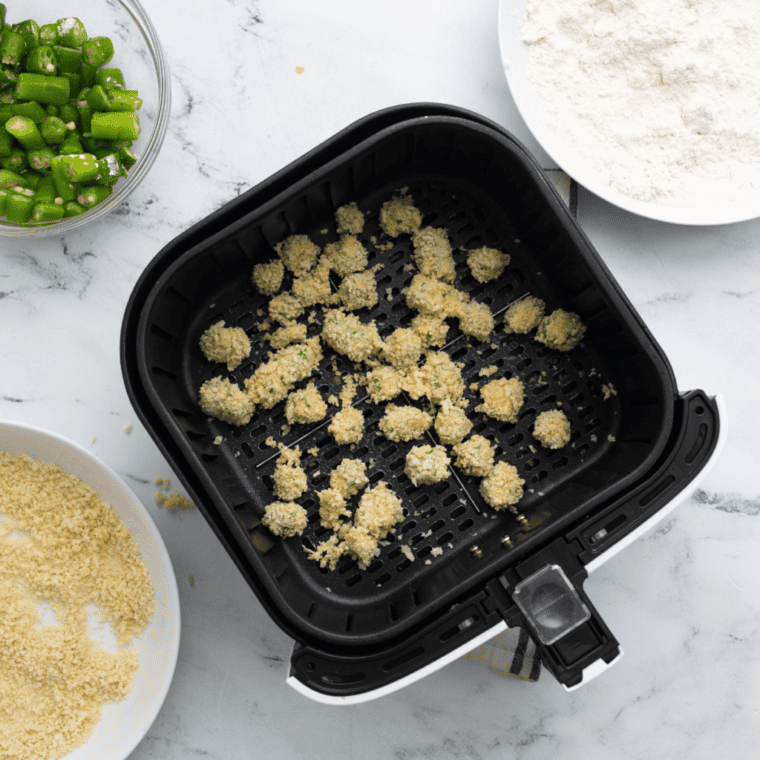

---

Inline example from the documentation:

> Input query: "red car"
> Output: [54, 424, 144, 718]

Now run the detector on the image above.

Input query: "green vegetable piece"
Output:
[53, 45, 81, 74]
[0, 128, 11, 158]
[93, 153, 123, 185]
[95, 67, 125, 90]
[5, 114, 45, 150]
[34, 174, 56, 203]
[77, 184, 111, 209]
[63, 200, 85, 217]
[0, 29, 25, 66]
[5, 190, 34, 223]
[40, 115, 67, 143]
[46, 105, 60, 117]
[26, 45, 59, 77]
[0, 5, 6, 27]
[90, 111, 140, 141]
[32, 200, 65, 223]
[0, 188, 7, 216]
[80, 62, 97, 87]
[21, 172, 43, 190]
[81, 37, 114, 69]
[27, 146, 56, 173]
[56, 17, 87, 48]
[0, 65, 18, 88]
[50, 157, 77, 201]
[0, 167, 31, 189]
[0, 104, 12, 123]
[60, 71, 81, 95]
[58, 102, 77, 123]
[39, 23, 58, 46]
[0, 90, 16, 105]
[11, 101, 47, 123]
[85, 85, 110, 112]
[57, 152, 99, 182]
[15, 73, 70, 106]
[59, 137, 83, 155]
[76, 89, 92, 133]
[117, 146, 137, 168]
[82, 135, 108, 153]
[13, 20, 40, 51]
[0, 147, 26, 172]
[107, 89, 142, 112]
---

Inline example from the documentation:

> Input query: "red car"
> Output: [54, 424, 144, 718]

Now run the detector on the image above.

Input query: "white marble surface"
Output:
[1, 1, 759, 758]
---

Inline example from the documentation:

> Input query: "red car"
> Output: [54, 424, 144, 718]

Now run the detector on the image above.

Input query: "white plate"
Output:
[0, 420, 180, 760]
[497, 0, 760, 226]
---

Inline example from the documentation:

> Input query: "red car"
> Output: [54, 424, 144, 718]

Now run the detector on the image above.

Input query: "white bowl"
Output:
[0, 420, 180, 760]
[497, 0, 760, 226]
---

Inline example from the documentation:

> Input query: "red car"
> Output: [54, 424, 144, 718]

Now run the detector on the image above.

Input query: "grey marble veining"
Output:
[1, 1, 759, 758]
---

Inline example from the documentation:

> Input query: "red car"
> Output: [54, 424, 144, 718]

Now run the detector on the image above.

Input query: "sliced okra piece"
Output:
[27, 146, 56, 173]
[0, 128, 11, 158]
[0, 103, 13, 123]
[53, 45, 82, 74]
[50, 157, 77, 201]
[77, 184, 111, 209]
[0, 187, 7, 216]
[58, 102, 78, 124]
[0, 4, 6, 27]
[93, 152, 124, 185]
[39, 23, 59, 46]
[59, 137, 84, 155]
[0, 167, 31, 189]
[56, 17, 87, 48]
[13, 20, 41, 51]
[32, 200, 65, 223]
[0, 90, 16, 105]
[90, 111, 140, 141]
[40, 115, 67, 143]
[82, 135, 108, 153]
[63, 200, 85, 217]
[0, 147, 27, 172]
[85, 84, 110, 112]
[107, 89, 142, 112]
[0, 65, 18, 88]
[81, 37, 114, 69]
[26, 45, 59, 77]
[5, 189, 34, 223]
[117, 145, 137, 168]
[11, 100, 47, 123]
[95, 67, 125, 90]
[77, 88, 92, 133]
[0, 28, 25, 67]
[21, 172, 42, 190]
[15, 73, 71, 106]
[34, 174, 57, 203]
[57, 152, 100, 182]
[5, 114, 46, 149]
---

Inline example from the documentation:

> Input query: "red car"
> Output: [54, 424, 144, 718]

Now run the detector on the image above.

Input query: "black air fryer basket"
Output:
[121, 105, 721, 698]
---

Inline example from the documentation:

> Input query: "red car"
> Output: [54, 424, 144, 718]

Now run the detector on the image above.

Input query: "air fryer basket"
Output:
[124, 106, 720, 693]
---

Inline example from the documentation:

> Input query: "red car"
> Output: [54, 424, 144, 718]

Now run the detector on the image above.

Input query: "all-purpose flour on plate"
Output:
[521, 0, 760, 207]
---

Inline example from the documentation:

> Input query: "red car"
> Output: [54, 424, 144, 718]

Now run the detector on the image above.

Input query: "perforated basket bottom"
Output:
[169, 174, 620, 605]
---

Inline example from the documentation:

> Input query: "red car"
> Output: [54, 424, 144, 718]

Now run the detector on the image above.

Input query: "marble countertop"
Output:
[2, 1, 759, 758]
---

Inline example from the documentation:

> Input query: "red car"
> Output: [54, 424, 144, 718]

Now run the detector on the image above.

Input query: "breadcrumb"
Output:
[479, 365, 498, 377]
[335, 201, 365, 235]
[366, 365, 404, 403]
[421, 351, 464, 406]
[458, 300, 495, 342]
[405, 445, 451, 486]
[273, 447, 308, 501]
[533, 409, 571, 449]
[324, 234, 369, 277]
[199, 376, 254, 426]
[411, 314, 449, 348]
[378, 404, 433, 442]
[321, 309, 382, 363]
[252, 259, 284, 296]
[291, 257, 334, 307]
[452, 435, 496, 478]
[412, 226, 456, 283]
[330, 458, 369, 498]
[536, 309, 586, 351]
[477, 377, 525, 424]
[285, 382, 328, 425]
[275, 234, 320, 276]
[382, 327, 423, 369]
[602, 383, 617, 400]
[262, 501, 308, 538]
[123, 423, 133, 434]
[435, 398, 473, 445]
[406, 274, 465, 318]
[504, 296, 545, 334]
[479, 462, 524, 510]
[155, 491, 194, 511]
[199, 319, 251, 371]
[467, 246, 510, 283]
[267, 323, 308, 350]
[318, 488, 350, 529]
[354, 481, 403, 538]
[338, 269, 379, 311]
[328, 407, 364, 445]
[379, 194, 423, 237]
[269, 293, 305, 326]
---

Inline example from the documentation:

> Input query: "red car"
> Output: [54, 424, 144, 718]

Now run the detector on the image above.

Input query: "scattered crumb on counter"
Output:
[189, 575, 195, 587]
[123, 424, 133, 434]
[155, 491, 194, 511]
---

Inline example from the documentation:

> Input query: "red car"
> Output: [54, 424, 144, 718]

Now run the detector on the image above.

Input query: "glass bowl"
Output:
[0, 0, 170, 237]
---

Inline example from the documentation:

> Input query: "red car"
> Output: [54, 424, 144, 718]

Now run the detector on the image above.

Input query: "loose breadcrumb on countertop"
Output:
[536, 309, 586, 352]
[123, 423, 133, 434]
[533, 409, 571, 449]
[0, 451, 154, 760]
[275, 234, 320, 276]
[335, 202, 365, 235]
[477, 377, 525, 424]
[379, 194, 423, 237]
[155, 491, 195, 511]
[252, 258, 284, 296]
[467, 246, 511, 283]
[199, 319, 252, 371]
[504, 296, 545, 334]
[479, 462, 525, 510]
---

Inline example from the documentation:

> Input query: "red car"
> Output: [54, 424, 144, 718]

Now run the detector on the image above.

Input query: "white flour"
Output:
[521, 0, 760, 208]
